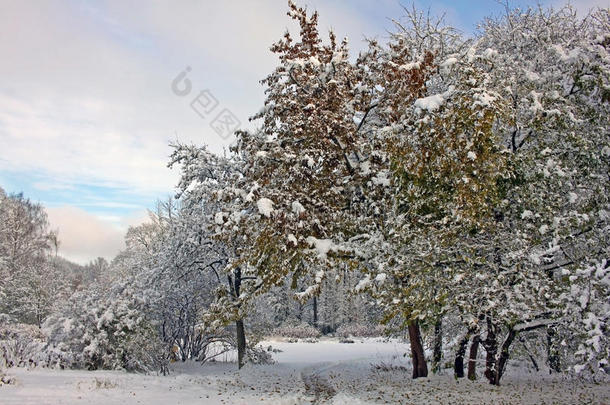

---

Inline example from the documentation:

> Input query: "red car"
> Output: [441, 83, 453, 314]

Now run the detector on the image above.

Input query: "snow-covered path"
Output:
[1, 338, 609, 404]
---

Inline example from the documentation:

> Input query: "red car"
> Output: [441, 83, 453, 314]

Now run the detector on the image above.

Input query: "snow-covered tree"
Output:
[230, 0, 383, 301]
[169, 144, 270, 368]
[471, 5, 610, 381]
[350, 4, 609, 384]
[0, 189, 66, 327]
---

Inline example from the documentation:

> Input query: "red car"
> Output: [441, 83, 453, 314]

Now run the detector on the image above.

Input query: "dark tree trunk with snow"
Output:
[493, 328, 517, 385]
[235, 319, 246, 369]
[484, 320, 551, 385]
[483, 318, 499, 384]
[547, 326, 561, 373]
[467, 335, 480, 380]
[408, 320, 428, 378]
[313, 296, 318, 328]
[432, 317, 443, 374]
[454, 331, 471, 378]
[232, 266, 247, 369]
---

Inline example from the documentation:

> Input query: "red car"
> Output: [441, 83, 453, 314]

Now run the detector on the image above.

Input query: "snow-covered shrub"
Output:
[0, 314, 45, 368]
[335, 324, 386, 338]
[272, 324, 321, 339]
[245, 345, 274, 365]
[0, 371, 15, 386]
[0, 337, 45, 369]
[43, 284, 168, 373]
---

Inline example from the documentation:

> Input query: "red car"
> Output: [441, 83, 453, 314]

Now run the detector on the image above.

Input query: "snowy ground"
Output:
[1, 338, 609, 404]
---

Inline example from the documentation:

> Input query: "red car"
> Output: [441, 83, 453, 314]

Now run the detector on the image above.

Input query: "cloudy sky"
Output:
[0, 0, 607, 264]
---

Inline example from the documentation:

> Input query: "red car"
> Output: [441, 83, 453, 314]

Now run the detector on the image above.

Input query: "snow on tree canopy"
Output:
[413, 87, 454, 112]
[355, 275, 372, 292]
[414, 93, 445, 111]
[305, 236, 338, 260]
[257, 198, 274, 217]
[291, 200, 305, 215]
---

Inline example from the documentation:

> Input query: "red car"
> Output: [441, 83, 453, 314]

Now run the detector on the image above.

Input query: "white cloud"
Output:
[0, 1, 396, 199]
[46, 205, 148, 264]
[0, 93, 179, 193]
[0, 0, 402, 210]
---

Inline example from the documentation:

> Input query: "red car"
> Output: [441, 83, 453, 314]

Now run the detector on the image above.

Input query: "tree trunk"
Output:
[527, 352, 540, 372]
[483, 318, 498, 384]
[296, 299, 303, 323]
[485, 319, 552, 385]
[518, 336, 539, 372]
[432, 317, 443, 374]
[547, 326, 560, 373]
[236, 319, 246, 369]
[493, 328, 517, 385]
[454, 331, 471, 378]
[467, 335, 480, 380]
[233, 266, 247, 369]
[408, 320, 428, 378]
[313, 296, 318, 328]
